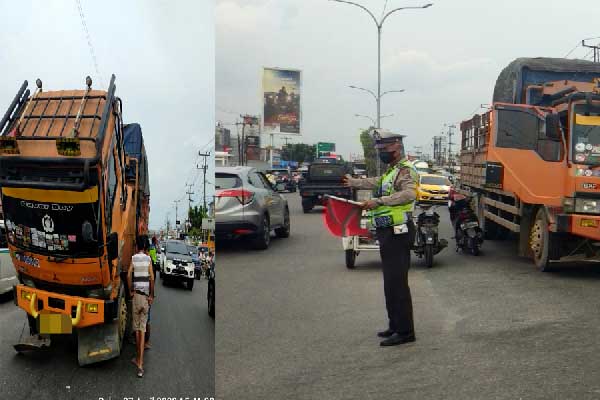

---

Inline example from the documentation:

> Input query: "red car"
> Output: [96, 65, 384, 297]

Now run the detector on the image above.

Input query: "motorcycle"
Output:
[412, 205, 447, 268]
[449, 194, 483, 255]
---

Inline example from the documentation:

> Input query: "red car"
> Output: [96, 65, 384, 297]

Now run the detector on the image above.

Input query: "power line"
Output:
[564, 41, 581, 58]
[75, 0, 105, 89]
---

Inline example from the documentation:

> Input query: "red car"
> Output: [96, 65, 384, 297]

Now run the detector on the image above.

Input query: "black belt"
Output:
[135, 290, 149, 297]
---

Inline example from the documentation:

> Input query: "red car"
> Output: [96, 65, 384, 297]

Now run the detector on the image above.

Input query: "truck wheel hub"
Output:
[118, 296, 127, 340]
[530, 220, 543, 257]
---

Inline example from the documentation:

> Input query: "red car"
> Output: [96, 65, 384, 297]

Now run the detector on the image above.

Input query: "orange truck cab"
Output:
[459, 58, 600, 271]
[0, 75, 149, 365]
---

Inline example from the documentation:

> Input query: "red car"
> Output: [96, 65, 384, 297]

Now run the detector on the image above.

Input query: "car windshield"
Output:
[216, 173, 242, 189]
[420, 176, 450, 186]
[572, 105, 600, 165]
[166, 241, 189, 255]
[187, 245, 197, 254]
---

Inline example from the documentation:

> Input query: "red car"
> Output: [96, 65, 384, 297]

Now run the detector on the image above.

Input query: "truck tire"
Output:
[345, 249, 356, 269]
[117, 283, 128, 349]
[275, 208, 291, 238]
[530, 208, 557, 272]
[251, 215, 270, 250]
[302, 198, 313, 213]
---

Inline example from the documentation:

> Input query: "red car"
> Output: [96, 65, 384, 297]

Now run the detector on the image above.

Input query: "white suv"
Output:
[159, 240, 195, 290]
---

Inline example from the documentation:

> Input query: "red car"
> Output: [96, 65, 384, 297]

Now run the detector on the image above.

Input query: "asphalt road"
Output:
[0, 273, 214, 400]
[217, 193, 600, 400]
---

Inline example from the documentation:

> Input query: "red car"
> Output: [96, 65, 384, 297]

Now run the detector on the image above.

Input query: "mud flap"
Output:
[77, 318, 121, 366]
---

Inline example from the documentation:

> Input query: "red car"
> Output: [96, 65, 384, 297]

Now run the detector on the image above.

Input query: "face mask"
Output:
[379, 151, 395, 164]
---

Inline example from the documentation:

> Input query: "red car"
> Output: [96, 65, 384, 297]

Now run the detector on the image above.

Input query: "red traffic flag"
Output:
[322, 195, 370, 237]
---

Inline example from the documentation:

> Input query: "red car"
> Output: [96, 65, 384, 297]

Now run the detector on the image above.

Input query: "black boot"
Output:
[380, 333, 415, 347]
[377, 329, 394, 338]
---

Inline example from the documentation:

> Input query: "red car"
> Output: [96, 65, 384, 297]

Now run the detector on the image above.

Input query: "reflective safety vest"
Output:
[149, 245, 157, 264]
[369, 160, 417, 228]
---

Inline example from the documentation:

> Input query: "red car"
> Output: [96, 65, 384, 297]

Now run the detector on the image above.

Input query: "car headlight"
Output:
[575, 198, 600, 214]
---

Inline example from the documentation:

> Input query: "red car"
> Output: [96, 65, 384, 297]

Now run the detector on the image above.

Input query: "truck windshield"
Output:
[1, 190, 100, 258]
[572, 105, 600, 165]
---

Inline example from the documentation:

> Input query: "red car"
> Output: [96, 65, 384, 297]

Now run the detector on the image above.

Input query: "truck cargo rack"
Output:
[0, 75, 116, 154]
[0, 75, 117, 190]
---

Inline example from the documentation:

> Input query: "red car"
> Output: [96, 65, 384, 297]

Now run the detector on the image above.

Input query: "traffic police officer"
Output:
[344, 129, 418, 346]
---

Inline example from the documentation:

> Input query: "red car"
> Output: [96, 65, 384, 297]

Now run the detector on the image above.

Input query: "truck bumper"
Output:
[565, 214, 600, 241]
[15, 285, 109, 329]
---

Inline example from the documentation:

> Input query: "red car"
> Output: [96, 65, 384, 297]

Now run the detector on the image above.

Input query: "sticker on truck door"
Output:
[582, 183, 598, 190]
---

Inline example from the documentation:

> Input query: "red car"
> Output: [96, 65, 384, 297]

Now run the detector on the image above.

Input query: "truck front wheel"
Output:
[530, 208, 558, 272]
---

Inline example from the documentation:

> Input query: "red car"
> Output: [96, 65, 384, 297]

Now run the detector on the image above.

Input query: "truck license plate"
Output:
[38, 313, 72, 334]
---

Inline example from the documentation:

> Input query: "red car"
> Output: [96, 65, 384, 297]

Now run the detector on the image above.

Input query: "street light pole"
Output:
[355, 113, 394, 126]
[332, 0, 432, 174]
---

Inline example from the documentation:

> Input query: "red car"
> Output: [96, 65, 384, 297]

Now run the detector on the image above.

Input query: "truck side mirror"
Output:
[107, 232, 118, 261]
[545, 114, 561, 141]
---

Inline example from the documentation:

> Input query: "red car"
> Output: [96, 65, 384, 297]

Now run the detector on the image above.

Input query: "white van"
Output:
[0, 220, 17, 295]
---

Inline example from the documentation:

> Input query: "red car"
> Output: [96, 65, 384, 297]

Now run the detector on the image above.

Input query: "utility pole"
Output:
[173, 200, 181, 236]
[185, 184, 194, 233]
[582, 40, 600, 63]
[198, 151, 210, 213]
[446, 124, 456, 169]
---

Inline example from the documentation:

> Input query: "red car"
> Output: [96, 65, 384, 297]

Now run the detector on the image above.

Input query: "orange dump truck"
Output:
[0, 75, 149, 365]
[458, 58, 600, 271]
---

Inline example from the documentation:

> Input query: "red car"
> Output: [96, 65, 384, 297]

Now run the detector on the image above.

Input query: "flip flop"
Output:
[130, 358, 138, 367]
[137, 367, 144, 378]
[144, 343, 152, 350]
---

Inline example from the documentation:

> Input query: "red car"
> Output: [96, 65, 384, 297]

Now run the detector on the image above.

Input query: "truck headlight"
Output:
[22, 277, 36, 288]
[87, 284, 112, 299]
[563, 197, 575, 213]
[575, 198, 600, 214]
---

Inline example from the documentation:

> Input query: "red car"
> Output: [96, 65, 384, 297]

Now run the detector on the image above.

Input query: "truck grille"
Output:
[27, 275, 100, 298]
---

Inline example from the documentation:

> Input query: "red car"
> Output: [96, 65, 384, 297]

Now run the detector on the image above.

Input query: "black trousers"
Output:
[376, 222, 415, 335]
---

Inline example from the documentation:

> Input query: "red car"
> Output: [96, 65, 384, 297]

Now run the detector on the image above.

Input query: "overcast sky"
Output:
[0, 0, 214, 230]
[216, 0, 600, 159]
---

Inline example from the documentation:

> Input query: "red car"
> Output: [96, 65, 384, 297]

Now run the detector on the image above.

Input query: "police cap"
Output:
[371, 129, 405, 149]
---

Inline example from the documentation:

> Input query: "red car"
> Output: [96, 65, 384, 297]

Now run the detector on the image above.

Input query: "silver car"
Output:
[216, 166, 290, 249]
[0, 220, 17, 295]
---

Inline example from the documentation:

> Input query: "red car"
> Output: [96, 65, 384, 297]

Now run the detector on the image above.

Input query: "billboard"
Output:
[262, 67, 301, 135]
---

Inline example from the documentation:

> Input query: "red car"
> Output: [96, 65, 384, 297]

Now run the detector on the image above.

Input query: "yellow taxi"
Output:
[416, 174, 452, 203]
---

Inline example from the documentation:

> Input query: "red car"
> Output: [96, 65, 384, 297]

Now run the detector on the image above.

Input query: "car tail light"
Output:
[217, 189, 254, 205]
